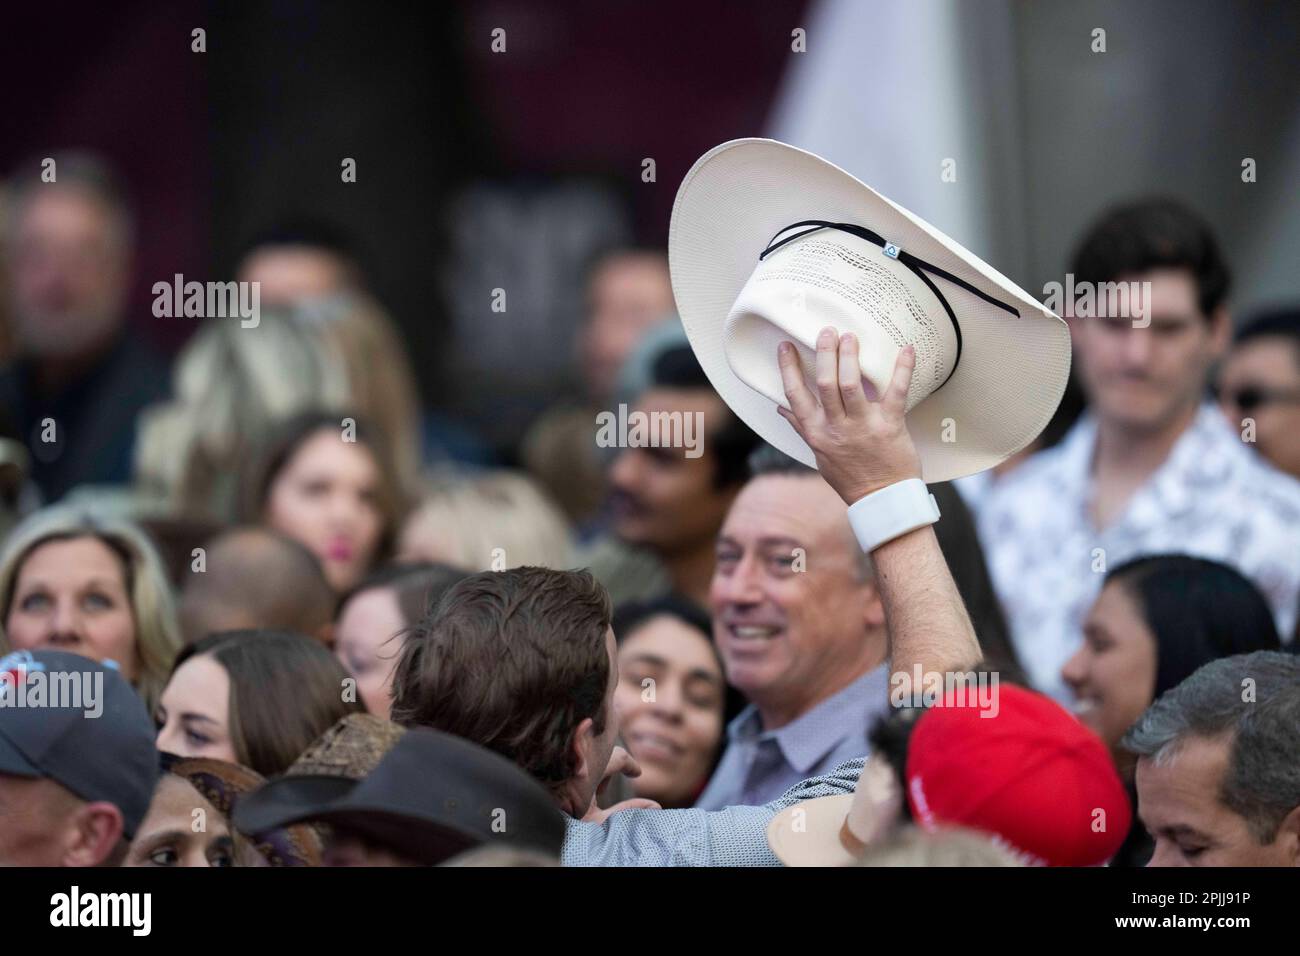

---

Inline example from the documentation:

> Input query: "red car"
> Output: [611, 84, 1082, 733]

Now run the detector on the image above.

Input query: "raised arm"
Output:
[776, 328, 982, 678]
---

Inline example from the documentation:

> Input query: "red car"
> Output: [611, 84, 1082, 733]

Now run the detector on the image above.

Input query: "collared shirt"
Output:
[562, 756, 865, 866]
[693, 664, 890, 811]
[977, 404, 1300, 701]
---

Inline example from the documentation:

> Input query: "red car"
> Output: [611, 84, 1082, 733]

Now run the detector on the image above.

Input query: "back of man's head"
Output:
[180, 527, 334, 644]
[390, 567, 614, 807]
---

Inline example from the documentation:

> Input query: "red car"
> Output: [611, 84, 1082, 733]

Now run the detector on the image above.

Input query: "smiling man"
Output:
[695, 444, 891, 809]
[1124, 651, 1300, 866]
[978, 199, 1300, 701]
[394, 332, 982, 864]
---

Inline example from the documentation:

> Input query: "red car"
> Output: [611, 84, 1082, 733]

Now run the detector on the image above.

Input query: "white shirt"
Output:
[977, 404, 1300, 701]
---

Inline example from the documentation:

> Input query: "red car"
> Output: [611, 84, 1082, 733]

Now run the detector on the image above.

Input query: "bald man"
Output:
[180, 527, 335, 645]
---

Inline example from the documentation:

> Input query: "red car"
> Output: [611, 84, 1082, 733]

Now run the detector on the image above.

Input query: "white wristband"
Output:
[846, 479, 941, 553]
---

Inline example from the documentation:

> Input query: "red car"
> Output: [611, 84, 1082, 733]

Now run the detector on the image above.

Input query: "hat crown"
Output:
[288, 713, 404, 780]
[723, 228, 958, 414]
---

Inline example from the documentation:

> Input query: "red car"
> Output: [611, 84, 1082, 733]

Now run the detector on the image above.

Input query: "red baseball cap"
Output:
[904, 683, 1131, 866]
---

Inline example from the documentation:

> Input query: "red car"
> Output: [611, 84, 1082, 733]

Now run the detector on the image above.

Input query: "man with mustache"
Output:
[588, 344, 760, 609]
[977, 199, 1300, 702]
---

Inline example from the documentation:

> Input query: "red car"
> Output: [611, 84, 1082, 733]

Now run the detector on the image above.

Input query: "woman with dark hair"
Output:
[1063, 554, 1283, 757]
[334, 562, 469, 719]
[243, 410, 406, 593]
[611, 595, 745, 809]
[155, 629, 364, 777]
[1061, 554, 1284, 865]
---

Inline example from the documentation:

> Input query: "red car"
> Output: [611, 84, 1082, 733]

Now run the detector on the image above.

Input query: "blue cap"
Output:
[0, 649, 159, 837]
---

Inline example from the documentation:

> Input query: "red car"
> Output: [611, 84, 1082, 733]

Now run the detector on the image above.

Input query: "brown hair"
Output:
[338, 561, 470, 628]
[241, 410, 407, 568]
[170, 630, 364, 776]
[390, 567, 612, 794]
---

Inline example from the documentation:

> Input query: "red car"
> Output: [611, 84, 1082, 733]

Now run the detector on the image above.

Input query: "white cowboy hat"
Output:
[668, 139, 1071, 483]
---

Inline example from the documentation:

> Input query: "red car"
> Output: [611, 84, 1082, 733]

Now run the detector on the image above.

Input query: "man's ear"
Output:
[316, 620, 335, 648]
[555, 717, 596, 816]
[1275, 803, 1300, 866]
[570, 716, 595, 785]
[1208, 305, 1232, 358]
[862, 581, 886, 632]
[62, 802, 125, 867]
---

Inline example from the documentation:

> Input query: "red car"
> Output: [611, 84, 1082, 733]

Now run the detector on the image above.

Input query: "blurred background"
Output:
[1, 1, 1297, 855]
[2, 0, 1298, 458]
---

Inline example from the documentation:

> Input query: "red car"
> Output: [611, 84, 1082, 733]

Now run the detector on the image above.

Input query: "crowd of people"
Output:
[0, 151, 1297, 868]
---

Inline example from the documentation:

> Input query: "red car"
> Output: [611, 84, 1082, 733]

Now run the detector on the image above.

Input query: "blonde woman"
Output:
[294, 292, 423, 494]
[0, 503, 182, 710]
[398, 470, 574, 572]
[134, 294, 422, 523]
[132, 306, 354, 524]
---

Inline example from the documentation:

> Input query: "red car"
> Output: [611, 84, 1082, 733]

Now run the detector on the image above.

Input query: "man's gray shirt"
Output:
[694, 665, 890, 810]
[561, 757, 866, 866]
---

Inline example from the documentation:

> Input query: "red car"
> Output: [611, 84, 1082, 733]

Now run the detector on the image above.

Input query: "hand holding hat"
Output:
[669, 138, 1071, 484]
[776, 327, 922, 504]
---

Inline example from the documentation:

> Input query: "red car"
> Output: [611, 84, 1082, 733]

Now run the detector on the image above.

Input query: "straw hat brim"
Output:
[766, 793, 861, 867]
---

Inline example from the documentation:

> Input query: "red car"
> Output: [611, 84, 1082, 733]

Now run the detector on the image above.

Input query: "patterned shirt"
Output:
[694, 664, 890, 810]
[977, 404, 1300, 701]
[561, 757, 865, 866]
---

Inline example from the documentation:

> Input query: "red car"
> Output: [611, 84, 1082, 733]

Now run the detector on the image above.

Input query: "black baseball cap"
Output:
[234, 727, 567, 864]
[0, 649, 158, 837]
